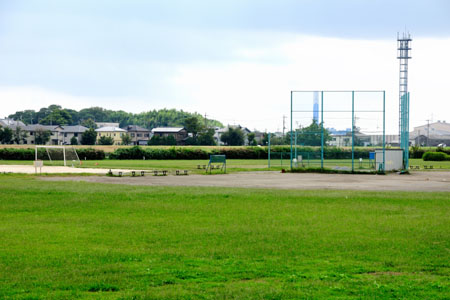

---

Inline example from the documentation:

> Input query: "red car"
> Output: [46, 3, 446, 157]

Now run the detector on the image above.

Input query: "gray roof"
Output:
[152, 127, 185, 133]
[124, 125, 150, 132]
[96, 126, 126, 132]
[61, 125, 88, 133]
[0, 119, 26, 128]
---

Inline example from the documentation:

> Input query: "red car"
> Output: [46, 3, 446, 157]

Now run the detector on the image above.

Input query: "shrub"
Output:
[76, 148, 105, 160]
[422, 151, 448, 161]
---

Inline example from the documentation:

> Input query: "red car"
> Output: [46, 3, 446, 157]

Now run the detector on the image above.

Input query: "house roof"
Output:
[124, 125, 150, 132]
[0, 119, 26, 127]
[151, 127, 185, 133]
[61, 125, 88, 133]
[95, 126, 126, 132]
[216, 125, 251, 133]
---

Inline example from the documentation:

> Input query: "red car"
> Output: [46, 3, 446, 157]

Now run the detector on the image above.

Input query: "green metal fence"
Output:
[290, 91, 386, 172]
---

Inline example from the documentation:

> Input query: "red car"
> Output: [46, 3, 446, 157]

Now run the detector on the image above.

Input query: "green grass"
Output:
[0, 175, 449, 299]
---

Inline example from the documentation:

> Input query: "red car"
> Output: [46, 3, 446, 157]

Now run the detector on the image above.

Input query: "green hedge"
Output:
[0, 148, 105, 160]
[108, 146, 376, 160]
[422, 151, 449, 161]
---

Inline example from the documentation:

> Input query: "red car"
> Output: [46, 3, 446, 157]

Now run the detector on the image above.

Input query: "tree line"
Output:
[8, 105, 223, 129]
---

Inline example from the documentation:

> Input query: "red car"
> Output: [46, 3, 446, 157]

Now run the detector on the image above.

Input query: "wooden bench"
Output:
[153, 170, 168, 176]
[175, 170, 189, 176]
[108, 170, 147, 177]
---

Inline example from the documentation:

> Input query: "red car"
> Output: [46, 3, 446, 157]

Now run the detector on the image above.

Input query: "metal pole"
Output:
[268, 133, 271, 168]
[321, 91, 324, 169]
[63, 146, 66, 167]
[352, 91, 355, 172]
[290, 91, 293, 169]
[294, 130, 298, 159]
[383, 91, 386, 172]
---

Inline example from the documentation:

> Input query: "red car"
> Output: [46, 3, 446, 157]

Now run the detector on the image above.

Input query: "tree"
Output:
[12, 127, 28, 144]
[197, 128, 216, 145]
[148, 135, 162, 145]
[70, 136, 78, 145]
[40, 109, 73, 125]
[296, 121, 331, 146]
[220, 127, 244, 146]
[34, 129, 51, 145]
[81, 128, 97, 145]
[81, 118, 97, 129]
[0, 126, 13, 144]
[121, 133, 132, 145]
[184, 117, 202, 138]
[247, 132, 257, 146]
[98, 136, 114, 145]
[165, 135, 177, 145]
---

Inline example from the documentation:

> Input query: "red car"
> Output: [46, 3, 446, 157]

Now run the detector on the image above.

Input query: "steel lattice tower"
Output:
[397, 32, 412, 138]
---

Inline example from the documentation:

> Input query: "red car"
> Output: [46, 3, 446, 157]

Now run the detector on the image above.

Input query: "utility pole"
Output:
[426, 119, 431, 147]
[282, 115, 286, 136]
[204, 113, 208, 128]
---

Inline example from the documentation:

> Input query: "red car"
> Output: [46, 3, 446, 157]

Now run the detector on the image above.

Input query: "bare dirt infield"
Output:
[41, 171, 450, 192]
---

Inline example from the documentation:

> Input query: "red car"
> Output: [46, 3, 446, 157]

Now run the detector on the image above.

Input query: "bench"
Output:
[108, 170, 147, 177]
[197, 165, 207, 169]
[176, 170, 189, 176]
[153, 170, 168, 176]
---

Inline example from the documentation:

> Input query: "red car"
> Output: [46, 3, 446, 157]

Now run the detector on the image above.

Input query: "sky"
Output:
[1, 0, 450, 133]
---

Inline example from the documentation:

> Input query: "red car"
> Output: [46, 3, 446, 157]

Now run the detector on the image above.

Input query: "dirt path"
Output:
[41, 171, 450, 192]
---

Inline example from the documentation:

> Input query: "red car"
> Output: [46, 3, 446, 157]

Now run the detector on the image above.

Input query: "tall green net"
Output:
[290, 91, 386, 172]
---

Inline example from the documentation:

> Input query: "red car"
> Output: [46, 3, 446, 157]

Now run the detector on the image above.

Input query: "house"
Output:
[151, 127, 188, 145]
[95, 126, 127, 145]
[25, 125, 88, 145]
[60, 125, 88, 145]
[123, 125, 151, 145]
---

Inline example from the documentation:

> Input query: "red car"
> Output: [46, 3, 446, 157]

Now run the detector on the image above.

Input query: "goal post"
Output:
[35, 146, 81, 167]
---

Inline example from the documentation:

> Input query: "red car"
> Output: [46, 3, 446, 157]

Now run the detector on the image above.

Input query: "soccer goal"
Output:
[35, 146, 81, 167]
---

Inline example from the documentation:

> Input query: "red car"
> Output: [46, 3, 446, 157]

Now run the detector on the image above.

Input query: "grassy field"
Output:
[0, 175, 449, 299]
[1, 158, 449, 173]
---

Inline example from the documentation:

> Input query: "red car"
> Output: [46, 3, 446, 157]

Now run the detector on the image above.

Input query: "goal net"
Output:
[35, 146, 81, 167]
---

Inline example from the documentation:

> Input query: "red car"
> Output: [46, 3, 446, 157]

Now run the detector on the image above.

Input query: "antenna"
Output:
[397, 31, 412, 138]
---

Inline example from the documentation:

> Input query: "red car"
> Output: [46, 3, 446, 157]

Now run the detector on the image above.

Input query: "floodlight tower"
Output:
[397, 32, 412, 137]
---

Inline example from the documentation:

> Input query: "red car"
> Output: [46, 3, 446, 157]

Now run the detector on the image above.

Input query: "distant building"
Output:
[123, 125, 151, 145]
[313, 91, 319, 123]
[0, 118, 26, 128]
[151, 127, 188, 145]
[0, 120, 87, 145]
[410, 121, 450, 146]
[95, 126, 127, 145]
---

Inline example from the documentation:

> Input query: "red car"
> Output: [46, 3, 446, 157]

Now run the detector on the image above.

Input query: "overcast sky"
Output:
[1, 0, 449, 133]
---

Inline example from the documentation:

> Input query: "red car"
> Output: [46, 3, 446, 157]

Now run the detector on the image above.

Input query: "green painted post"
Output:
[294, 130, 298, 160]
[290, 91, 293, 169]
[352, 91, 355, 172]
[321, 91, 324, 169]
[383, 91, 385, 172]
[268, 133, 271, 168]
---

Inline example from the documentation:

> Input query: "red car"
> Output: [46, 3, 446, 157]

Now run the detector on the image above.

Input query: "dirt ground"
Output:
[0, 165, 129, 174]
[41, 171, 450, 192]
